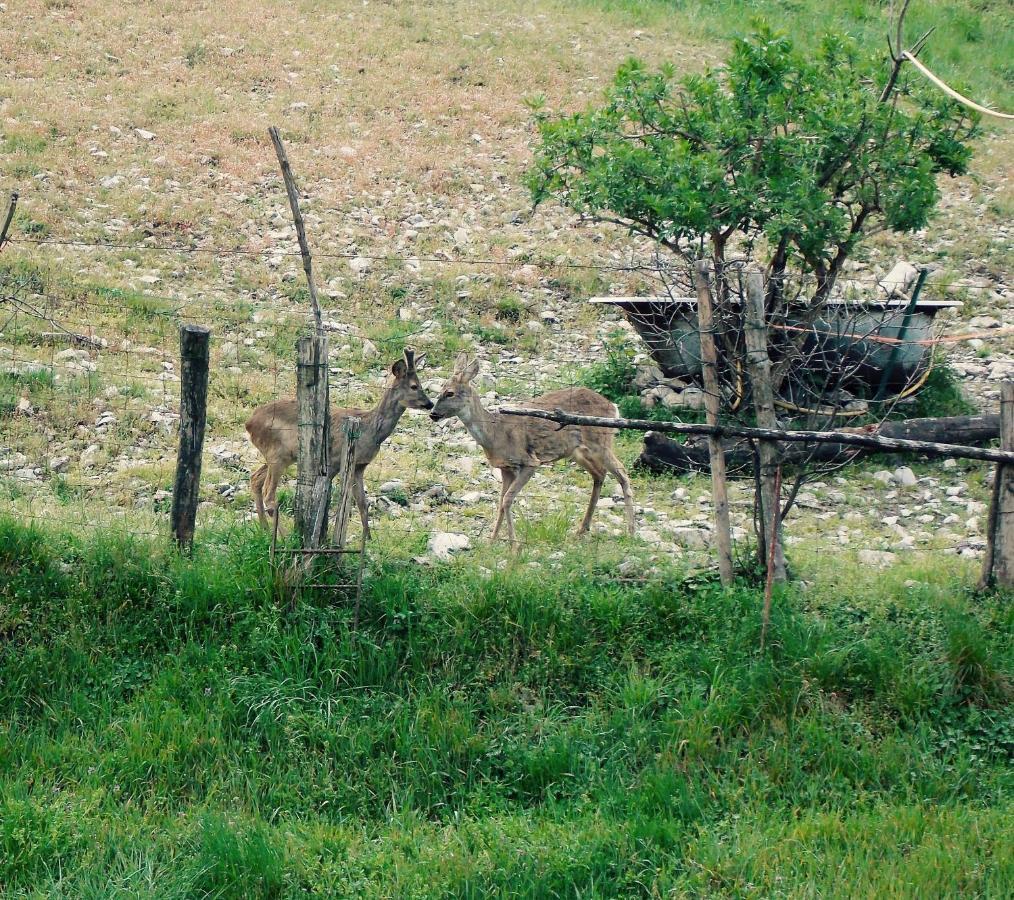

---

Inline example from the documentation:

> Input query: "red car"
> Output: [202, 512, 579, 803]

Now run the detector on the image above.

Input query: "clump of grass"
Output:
[907, 361, 976, 418]
[495, 296, 523, 323]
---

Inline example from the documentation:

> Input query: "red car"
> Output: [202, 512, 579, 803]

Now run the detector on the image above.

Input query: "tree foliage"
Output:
[528, 25, 980, 301]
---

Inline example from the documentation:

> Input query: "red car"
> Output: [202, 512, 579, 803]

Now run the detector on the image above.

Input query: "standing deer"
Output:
[246, 348, 432, 538]
[430, 354, 635, 543]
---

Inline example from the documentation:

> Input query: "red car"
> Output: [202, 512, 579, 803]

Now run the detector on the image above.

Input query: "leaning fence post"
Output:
[693, 260, 734, 586]
[295, 333, 330, 547]
[331, 417, 361, 552]
[171, 324, 211, 551]
[980, 382, 1014, 589]
[744, 272, 786, 583]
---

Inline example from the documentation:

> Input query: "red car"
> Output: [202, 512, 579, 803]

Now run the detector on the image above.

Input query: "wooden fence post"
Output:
[171, 324, 211, 551]
[331, 417, 361, 551]
[693, 260, 734, 586]
[980, 382, 1014, 589]
[295, 333, 331, 548]
[744, 272, 786, 583]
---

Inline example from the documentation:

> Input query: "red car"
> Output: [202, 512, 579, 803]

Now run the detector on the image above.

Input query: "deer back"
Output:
[515, 387, 618, 464]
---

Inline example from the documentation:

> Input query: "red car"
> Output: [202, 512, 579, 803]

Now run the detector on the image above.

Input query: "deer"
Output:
[429, 353, 635, 544]
[245, 348, 432, 539]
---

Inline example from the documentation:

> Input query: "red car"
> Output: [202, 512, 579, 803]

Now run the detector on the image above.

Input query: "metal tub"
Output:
[590, 296, 961, 389]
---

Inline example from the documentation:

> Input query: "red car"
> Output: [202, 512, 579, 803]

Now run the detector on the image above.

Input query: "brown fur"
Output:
[430, 355, 635, 543]
[245, 351, 432, 538]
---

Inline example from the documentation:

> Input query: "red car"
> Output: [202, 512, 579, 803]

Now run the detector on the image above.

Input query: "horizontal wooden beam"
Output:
[498, 406, 1014, 466]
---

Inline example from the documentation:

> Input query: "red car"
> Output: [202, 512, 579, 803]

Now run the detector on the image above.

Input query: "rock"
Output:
[418, 484, 449, 503]
[49, 455, 70, 473]
[428, 531, 471, 561]
[134, 128, 156, 141]
[893, 466, 918, 488]
[858, 549, 896, 568]
[968, 315, 1001, 329]
[16, 397, 33, 416]
[670, 527, 711, 550]
[872, 470, 894, 485]
[943, 458, 957, 470]
[379, 480, 406, 496]
[361, 338, 379, 360]
[459, 491, 482, 504]
[633, 364, 664, 392]
[636, 527, 662, 544]
[349, 256, 371, 276]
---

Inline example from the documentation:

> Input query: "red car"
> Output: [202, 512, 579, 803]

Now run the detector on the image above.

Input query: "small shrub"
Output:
[908, 361, 975, 418]
[495, 297, 523, 323]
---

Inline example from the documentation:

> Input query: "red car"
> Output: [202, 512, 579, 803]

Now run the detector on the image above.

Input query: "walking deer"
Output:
[430, 354, 635, 543]
[246, 348, 432, 538]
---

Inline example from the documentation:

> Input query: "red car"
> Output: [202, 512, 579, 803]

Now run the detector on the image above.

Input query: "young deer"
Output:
[246, 348, 432, 538]
[430, 354, 635, 543]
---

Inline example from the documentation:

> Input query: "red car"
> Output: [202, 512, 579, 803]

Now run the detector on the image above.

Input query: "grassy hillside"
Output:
[1, 517, 1011, 896]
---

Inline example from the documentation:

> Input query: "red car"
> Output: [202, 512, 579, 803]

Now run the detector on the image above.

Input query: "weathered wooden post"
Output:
[331, 416, 361, 551]
[295, 334, 330, 548]
[0, 191, 18, 253]
[980, 382, 1014, 589]
[744, 272, 786, 584]
[693, 260, 734, 586]
[171, 324, 211, 551]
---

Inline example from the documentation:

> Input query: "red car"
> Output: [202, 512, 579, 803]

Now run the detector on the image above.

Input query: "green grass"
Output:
[1, 516, 1011, 896]
[589, 0, 1014, 106]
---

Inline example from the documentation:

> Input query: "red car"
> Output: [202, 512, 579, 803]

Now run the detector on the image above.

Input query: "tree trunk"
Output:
[694, 261, 734, 586]
[743, 272, 786, 581]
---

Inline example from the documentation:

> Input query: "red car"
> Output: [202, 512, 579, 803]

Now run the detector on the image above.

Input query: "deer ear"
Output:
[403, 347, 416, 370]
[454, 351, 470, 373]
[391, 358, 408, 378]
[462, 358, 480, 381]
[413, 352, 427, 370]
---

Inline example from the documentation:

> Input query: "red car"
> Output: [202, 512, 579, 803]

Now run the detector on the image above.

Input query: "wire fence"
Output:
[1, 234, 1003, 574]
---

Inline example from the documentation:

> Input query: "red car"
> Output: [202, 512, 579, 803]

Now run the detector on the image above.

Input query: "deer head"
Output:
[389, 347, 433, 411]
[430, 352, 480, 421]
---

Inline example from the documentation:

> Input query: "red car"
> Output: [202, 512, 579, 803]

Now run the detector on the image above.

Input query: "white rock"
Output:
[379, 480, 406, 496]
[134, 128, 156, 141]
[349, 256, 371, 276]
[361, 339, 378, 360]
[893, 466, 918, 488]
[16, 397, 33, 416]
[459, 491, 482, 504]
[858, 549, 896, 568]
[636, 527, 662, 544]
[670, 527, 711, 550]
[48, 456, 70, 473]
[428, 531, 471, 561]
[872, 470, 894, 485]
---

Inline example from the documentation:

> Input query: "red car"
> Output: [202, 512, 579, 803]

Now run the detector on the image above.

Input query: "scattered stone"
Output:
[858, 549, 897, 568]
[893, 466, 918, 488]
[134, 128, 156, 141]
[379, 480, 406, 496]
[428, 531, 471, 561]
[459, 491, 482, 504]
[49, 455, 70, 473]
[349, 256, 371, 276]
[872, 470, 894, 485]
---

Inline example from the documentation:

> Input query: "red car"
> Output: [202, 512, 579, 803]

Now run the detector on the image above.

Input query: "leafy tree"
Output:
[528, 25, 979, 308]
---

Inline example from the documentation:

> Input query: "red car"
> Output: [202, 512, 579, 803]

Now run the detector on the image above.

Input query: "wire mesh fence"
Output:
[1, 234, 1004, 577]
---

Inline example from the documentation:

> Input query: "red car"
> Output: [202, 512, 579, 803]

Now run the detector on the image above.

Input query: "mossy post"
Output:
[295, 334, 330, 548]
[171, 324, 211, 551]
[980, 382, 1014, 590]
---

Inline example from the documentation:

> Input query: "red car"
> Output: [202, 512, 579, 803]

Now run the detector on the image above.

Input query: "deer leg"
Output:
[605, 450, 636, 537]
[491, 468, 516, 541]
[262, 462, 285, 527]
[251, 464, 269, 528]
[572, 448, 607, 535]
[353, 465, 372, 541]
[500, 466, 536, 547]
[579, 475, 604, 535]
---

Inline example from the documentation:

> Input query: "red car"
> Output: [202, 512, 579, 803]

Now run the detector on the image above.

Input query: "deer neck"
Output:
[364, 385, 406, 448]
[457, 391, 500, 452]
